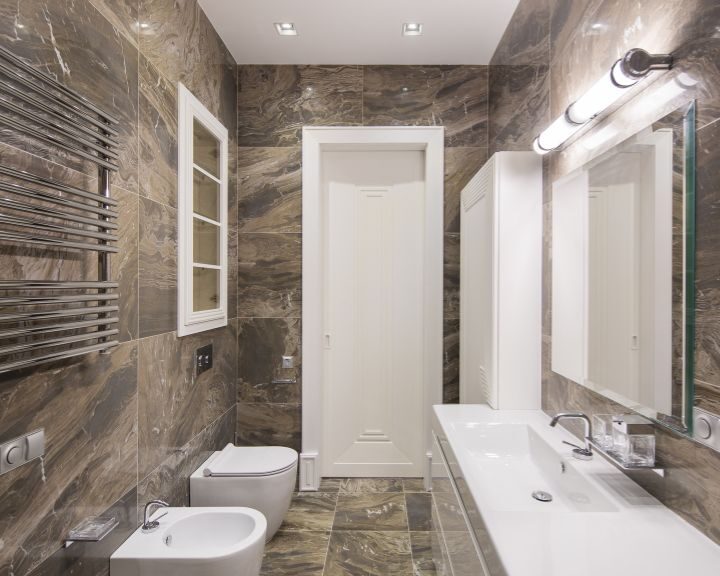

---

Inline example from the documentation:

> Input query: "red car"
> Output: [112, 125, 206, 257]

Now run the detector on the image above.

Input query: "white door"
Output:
[323, 150, 425, 477]
[587, 183, 639, 399]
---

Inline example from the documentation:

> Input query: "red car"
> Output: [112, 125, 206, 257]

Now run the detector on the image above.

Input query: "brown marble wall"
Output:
[236, 65, 489, 447]
[0, 1, 238, 575]
[490, 0, 720, 544]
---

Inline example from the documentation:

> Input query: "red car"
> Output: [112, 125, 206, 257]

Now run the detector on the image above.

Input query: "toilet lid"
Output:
[203, 444, 298, 477]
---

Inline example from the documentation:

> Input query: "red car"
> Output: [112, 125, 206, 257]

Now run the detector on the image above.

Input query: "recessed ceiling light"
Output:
[274, 22, 297, 36]
[402, 23, 423, 36]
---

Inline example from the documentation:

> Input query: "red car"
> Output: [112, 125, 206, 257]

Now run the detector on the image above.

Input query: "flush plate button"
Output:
[0, 428, 45, 476]
[693, 407, 720, 453]
[5, 445, 21, 465]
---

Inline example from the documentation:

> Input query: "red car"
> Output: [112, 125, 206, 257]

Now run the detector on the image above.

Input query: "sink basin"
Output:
[449, 421, 616, 513]
[110, 507, 266, 576]
[433, 404, 720, 576]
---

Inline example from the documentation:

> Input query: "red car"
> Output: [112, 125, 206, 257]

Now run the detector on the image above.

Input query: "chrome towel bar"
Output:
[0, 46, 121, 374]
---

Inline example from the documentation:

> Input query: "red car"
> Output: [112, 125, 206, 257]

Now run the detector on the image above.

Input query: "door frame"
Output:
[300, 126, 444, 491]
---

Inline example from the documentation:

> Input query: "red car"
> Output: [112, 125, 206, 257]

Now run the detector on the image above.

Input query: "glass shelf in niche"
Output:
[193, 217, 219, 265]
[193, 118, 220, 178]
[193, 266, 219, 312]
[193, 168, 219, 221]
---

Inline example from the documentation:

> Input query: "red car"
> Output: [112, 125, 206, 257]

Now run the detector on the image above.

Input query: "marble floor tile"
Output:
[324, 531, 413, 576]
[402, 478, 427, 492]
[282, 492, 338, 531]
[319, 477, 343, 492]
[338, 478, 404, 494]
[261, 530, 330, 576]
[410, 531, 439, 576]
[333, 494, 408, 531]
[406, 493, 433, 531]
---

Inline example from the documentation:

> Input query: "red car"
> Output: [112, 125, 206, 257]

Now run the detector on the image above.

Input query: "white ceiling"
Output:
[198, 0, 520, 65]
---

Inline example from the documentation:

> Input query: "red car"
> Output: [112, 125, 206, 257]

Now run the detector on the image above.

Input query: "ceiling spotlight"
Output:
[274, 22, 297, 36]
[402, 23, 423, 36]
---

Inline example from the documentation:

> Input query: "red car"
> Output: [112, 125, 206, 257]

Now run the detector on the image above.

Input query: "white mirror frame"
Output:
[177, 82, 228, 337]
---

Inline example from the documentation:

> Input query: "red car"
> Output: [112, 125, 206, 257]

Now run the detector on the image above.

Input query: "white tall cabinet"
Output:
[460, 152, 542, 409]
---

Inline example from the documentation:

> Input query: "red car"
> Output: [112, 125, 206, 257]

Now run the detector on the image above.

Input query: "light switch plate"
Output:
[195, 344, 213, 376]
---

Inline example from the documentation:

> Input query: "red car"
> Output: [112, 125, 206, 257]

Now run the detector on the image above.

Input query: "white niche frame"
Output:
[177, 82, 228, 336]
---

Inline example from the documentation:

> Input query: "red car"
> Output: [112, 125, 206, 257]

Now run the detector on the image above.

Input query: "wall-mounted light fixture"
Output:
[533, 48, 673, 154]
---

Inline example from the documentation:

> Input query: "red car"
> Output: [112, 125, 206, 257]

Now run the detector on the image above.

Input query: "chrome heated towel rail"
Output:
[0, 45, 121, 374]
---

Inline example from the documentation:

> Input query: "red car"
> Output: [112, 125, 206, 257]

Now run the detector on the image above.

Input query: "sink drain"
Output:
[532, 490, 553, 502]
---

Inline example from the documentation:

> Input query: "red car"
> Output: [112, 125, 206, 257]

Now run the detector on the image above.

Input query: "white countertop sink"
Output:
[433, 404, 720, 576]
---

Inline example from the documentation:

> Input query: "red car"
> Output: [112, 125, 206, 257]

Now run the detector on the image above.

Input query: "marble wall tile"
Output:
[547, 0, 601, 62]
[363, 66, 489, 148]
[138, 197, 177, 337]
[443, 319, 460, 405]
[27, 489, 137, 576]
[115, 188, 139, 342]
[0, 342, 138, 575]
[238, 66, 363, 147]
[138, 0, 232, 120]
[86, 0, 139, 47]
[237, 318, 301, 404]
[444, 147, 488, 233]
[237, 66, 304, 147]
[236, 402, 302, 452]
[138, 55, 178, 208]
[138, 406, 236, 514]
[444, 234, 460, 320]
[238, 147, 302, 233]
[490, 0, 550, 66]
[0, 0, 140, 195]
[237, 233, 302, 318]
[488, 64, 550, 154]
[298, 65, 363, 127]
[138, 321, 238, 478]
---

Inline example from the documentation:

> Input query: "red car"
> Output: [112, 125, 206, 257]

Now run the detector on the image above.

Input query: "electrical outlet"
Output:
[195, 344, 213, 376]
[282, 355, 294, 369]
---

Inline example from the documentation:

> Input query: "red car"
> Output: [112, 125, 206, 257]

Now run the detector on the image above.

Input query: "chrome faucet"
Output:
[142, 499, 169, 532]
[550, 412, 593, 460]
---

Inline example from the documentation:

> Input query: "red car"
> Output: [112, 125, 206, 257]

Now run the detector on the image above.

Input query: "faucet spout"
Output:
[549, 412, 594, 460]
[142, 499, 169, 532]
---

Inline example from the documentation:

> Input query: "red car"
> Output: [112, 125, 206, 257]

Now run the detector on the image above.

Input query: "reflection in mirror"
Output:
[553, 101, 695, 433]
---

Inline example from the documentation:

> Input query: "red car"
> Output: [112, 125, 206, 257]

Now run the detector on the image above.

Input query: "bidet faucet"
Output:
[142, 499, 169, 532]
[550, 412, 593, 460]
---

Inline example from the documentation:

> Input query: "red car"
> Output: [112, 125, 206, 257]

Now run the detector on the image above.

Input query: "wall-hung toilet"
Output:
[190, 444, 298, 541]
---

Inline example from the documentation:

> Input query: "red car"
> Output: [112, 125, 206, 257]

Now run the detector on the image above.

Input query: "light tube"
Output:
[532, 49, 673, 154]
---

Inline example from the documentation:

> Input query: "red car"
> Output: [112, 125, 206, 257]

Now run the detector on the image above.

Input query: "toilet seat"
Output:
[202, 443, 298, 477]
